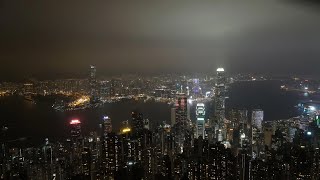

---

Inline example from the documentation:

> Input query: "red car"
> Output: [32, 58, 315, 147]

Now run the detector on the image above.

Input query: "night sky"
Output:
[1, 0, 320, 80]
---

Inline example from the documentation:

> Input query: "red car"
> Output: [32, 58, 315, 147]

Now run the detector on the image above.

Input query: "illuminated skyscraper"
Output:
[196, 103, 206, 138]
[175, 94, 188, 128]
[237, 110, 249, 148]
[42, 138, 53, 179]
[187, 99, 192, 121]
[192, 78, 201, 98]
[101, 116, 120, 178]
[173, 93, 189, 153]
[131, 111, 144, 133]
[251, 109, 264, 131]
[214, 68, 227, 142]
[82, 147, 91, 178]
[103, 116, 112, 134]
[251, 109, 264, 159]
[90, 65, 96, 83]
[70, 119, 81, 140]
[110, 79, 116, 98]
[69, 119, 83, 176]
[89, 65, 98, 102]
[131, 111, 144, 167]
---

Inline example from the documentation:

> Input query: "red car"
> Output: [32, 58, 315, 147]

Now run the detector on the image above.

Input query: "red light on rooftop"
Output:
[70, 119, 81, 125]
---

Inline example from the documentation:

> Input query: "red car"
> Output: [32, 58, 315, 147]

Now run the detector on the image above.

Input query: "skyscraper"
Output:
[214, 68, 227, 142]
[175, 94, 188, 128]
[89, 65, 98, 102]
[251, 109, 264, 159]
[101, 116, 121, 178]
[131, 111, 144, 133]
[90, 65, 96, 83]
[110, 79, 116, 98]
[173, 93, 189, 153]
[109, 78, 121, 98]
[238, 110, 249, 148]
[69, 119, 83, 176]
[70, 119, 81, 140]
[103, 116, 112, 134]
[81, 147, 91, 178]
[192, 78, 201, 98]
[196, 103, 206, 138]
[42, 138, 53, 179]
[171, 107, 176, 126]
[251, 109, 264, 131]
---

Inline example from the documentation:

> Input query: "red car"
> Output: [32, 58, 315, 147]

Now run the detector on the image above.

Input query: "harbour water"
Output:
[0, 80, 303, 146]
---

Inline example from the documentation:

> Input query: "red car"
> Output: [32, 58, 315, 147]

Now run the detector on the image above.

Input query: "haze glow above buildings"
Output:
[1, 0, 320, 179]
[1, 0, 320, 80]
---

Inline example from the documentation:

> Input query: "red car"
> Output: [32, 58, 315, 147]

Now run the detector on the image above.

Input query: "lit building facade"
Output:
[192, 78, 202, 98]
[214, 68, 227, 142]
[173, 93, 189, 154]
[251, 109, 264, 159]
[70, 119, 82, 140]
[103, 116, 112, 134]
[69, 119, 83, 176]
[131, 111, 144, 133]
[196, 103, 206, 138]
[89, 65, 99, 102]
[252, 109, 264, 131]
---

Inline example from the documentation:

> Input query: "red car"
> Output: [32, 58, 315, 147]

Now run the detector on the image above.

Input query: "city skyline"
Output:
[2, 1, 320, 179]
[1, 0, 320, 81]
[1, 65, 320, 179]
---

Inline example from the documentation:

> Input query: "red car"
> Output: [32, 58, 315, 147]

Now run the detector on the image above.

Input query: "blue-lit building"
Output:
[196, 103, 206, 138]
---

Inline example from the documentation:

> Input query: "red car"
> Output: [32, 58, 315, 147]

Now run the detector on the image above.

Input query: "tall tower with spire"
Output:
[214, 68, 227, 142]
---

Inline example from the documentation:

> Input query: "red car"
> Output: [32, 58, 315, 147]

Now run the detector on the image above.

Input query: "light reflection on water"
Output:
[0, 80, 306, 145]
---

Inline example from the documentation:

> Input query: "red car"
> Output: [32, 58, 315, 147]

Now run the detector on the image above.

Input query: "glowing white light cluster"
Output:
[70, 119, 81, 125]
[309, 106, 316, 111]
[217, 68, 225, 72]
[240, 133, 246, 139]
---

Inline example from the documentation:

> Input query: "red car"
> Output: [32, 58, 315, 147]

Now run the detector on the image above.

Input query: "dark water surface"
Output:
[0, 80, 302, 145]
[226, 80, 300, 121]
[0, 97, 171, 145]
